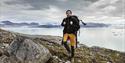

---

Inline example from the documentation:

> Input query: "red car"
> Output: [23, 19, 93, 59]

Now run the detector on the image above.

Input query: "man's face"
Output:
[66, 11, 72, 17]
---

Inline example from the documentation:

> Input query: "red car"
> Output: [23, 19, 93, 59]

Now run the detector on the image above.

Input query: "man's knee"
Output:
[70, 40, 76, 46]
[63, 34, 68, 42]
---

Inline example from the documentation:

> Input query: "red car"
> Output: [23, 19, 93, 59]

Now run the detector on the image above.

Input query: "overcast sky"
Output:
[0, 0, 125, 24]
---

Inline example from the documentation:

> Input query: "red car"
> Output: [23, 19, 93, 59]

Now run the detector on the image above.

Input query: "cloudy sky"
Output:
[0, 0, 125, 24]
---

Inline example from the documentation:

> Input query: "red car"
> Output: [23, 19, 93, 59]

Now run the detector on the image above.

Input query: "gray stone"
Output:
[1, 36, 51, 63]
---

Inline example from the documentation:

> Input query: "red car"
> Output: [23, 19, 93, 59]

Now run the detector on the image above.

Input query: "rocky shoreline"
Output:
[0, 29, 125, 63]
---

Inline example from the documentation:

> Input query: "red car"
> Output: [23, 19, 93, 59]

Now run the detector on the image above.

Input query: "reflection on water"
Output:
[1, 27, 125, 52]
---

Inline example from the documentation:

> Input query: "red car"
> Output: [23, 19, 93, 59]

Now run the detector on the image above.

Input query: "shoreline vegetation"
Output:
[0, 28, 125, 63]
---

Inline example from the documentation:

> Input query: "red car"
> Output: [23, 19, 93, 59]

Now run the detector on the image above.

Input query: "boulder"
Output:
[0, 36, 51, 63]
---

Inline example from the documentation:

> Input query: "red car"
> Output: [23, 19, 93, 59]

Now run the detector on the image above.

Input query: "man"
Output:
[61, 10, 80, 60]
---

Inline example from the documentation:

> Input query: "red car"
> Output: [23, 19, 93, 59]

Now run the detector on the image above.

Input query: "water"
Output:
[1, 27, 125, 52]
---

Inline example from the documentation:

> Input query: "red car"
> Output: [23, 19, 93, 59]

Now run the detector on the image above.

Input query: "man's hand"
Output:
[70, 21, 73, 25]
[63, 22, 66, 25]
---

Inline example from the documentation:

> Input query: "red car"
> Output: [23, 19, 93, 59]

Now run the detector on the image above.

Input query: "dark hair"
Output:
[66, 10, 72, 14]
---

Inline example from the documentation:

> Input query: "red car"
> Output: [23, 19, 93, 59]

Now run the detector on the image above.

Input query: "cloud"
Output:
[85, 0, 124, 16]
[0, 0, 124, 24]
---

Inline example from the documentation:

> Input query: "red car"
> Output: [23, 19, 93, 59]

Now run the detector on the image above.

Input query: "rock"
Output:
[0, 29, 125, 63]
[77, 59, 82, 63]
[0, 48, 4, 56]
[0, 29, 15, 44]
[47, 56, 64, 63]
[0, 47, 9, 57]
[0, 35, 51, 63]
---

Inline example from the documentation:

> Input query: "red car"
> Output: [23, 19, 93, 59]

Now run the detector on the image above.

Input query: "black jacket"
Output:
[61, 15, 80, 34]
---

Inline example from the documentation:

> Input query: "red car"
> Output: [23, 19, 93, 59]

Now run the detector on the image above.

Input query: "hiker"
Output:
[61, 10, 80, 60]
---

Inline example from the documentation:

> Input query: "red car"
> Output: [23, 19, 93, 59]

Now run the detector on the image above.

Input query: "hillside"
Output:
[0, 28, 125, 63]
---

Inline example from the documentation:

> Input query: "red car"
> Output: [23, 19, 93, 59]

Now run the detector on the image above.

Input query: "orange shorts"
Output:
[63, 33, 76, 46]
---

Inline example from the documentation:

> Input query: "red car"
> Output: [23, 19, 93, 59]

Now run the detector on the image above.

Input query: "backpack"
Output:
[71, 16, 80, 32]
[69, 16, 86, 48]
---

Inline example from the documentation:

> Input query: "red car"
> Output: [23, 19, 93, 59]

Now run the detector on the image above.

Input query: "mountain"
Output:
[1, 21, 14, 25]
[0, 21, 39, 27]
[0, 21, 111, 28]
[81, 22, 110, 28]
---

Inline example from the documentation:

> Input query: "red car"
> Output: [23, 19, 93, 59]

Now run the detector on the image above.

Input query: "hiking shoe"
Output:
[67, 55, 72, 61]
[68, 52, 71, 57]
[71, 58, 74, 63]
[65, 60, 71, 63]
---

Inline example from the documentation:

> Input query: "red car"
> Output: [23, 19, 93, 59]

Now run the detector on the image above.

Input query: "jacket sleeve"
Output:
[61, 18, 66, 26]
